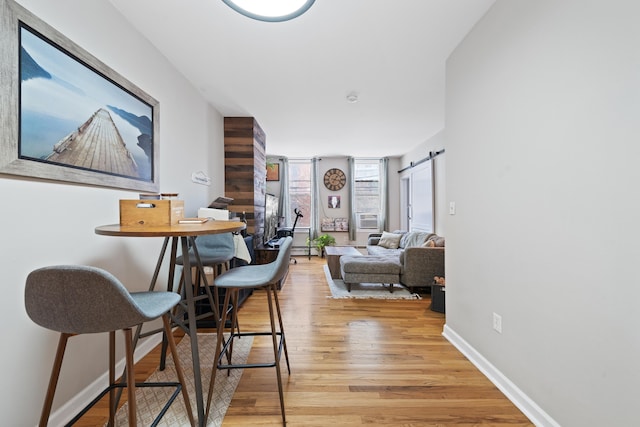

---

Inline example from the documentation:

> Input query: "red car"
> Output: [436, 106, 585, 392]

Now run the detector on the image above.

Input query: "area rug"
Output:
[113, 333, 252, 426]
[323, 265, 421, 300]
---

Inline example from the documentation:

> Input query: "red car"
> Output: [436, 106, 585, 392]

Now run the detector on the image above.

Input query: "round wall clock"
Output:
[323, 168, 347, 191]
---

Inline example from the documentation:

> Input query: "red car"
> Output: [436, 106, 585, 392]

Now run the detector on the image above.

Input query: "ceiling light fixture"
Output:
[222, 0, 315, 22]
[346, 92, 359, 103]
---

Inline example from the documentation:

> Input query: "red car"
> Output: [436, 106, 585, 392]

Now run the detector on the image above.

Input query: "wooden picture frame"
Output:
[266, 163, 279, 181]
[321, 217, 335, 232]
[0, 0, 160, 192]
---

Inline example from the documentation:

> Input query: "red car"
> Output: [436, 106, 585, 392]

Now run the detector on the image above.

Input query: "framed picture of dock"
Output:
[0, 0, 160, 192]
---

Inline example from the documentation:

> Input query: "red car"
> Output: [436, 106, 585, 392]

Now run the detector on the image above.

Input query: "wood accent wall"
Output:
[224, 117, 266, 246]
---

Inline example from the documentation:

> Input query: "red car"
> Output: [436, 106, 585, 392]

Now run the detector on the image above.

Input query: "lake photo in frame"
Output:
[19, 24, 154, 182]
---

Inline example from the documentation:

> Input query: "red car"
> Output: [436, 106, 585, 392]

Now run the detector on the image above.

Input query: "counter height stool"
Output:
[205, 236, 292, 425]
[25, 265, 195, 427]
[167, 232, 238, 369]
[176, 232, 236, 278]
[174, 233, 237, 324]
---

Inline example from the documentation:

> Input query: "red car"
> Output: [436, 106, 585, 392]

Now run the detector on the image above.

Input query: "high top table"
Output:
[95, 220, 246, 427]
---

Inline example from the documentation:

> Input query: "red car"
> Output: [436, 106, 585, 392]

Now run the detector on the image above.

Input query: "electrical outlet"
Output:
[492, 312, 502, 334]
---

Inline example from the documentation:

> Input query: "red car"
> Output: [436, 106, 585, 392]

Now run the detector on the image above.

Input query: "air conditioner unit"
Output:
[358, 213, 379, 229]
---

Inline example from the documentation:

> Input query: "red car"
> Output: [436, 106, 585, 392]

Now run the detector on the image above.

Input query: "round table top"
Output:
[95, 220, 246, 237]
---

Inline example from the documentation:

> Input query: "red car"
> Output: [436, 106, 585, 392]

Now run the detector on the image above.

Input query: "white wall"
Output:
[316, 157, 351, 245]
[444, 1, 640, 425]
[3, 1, 225, 424]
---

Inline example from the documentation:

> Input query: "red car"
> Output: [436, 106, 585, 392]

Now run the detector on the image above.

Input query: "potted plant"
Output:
[307, 234, 336, 257]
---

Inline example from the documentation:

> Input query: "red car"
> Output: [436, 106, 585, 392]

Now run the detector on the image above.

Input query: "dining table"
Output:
[95, 220, 246, 427]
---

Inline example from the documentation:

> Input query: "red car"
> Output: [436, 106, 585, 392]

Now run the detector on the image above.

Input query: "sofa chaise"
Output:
[364, 230, 445, 290]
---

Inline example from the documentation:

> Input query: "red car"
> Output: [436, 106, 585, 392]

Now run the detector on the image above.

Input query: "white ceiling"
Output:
[109, 0, 495, 158]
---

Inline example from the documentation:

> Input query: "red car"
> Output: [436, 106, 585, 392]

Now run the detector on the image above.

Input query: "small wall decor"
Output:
[266, 163, 279, 181]
[321, 217, 348, 232]
[334, 217, 348, 231]
[0, 0, 160, 192]
[321, 217, 335, 231]
[328, 195, 340, 208]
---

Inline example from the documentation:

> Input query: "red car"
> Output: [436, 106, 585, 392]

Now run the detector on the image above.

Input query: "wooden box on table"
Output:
[119, 199, 185, 226]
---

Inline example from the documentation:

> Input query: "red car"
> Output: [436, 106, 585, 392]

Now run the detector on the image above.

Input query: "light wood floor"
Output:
[73, 256, 533, 426]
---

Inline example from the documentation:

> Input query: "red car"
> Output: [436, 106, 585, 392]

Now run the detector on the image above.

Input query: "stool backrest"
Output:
[268, 236, 293, 284]
[193, 232, 235, 258]
[25, 265, 158, 334]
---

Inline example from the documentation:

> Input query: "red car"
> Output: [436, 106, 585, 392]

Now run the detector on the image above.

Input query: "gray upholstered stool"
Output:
[340, 255, 402, 293]
[176, 232, 235, 278]
[25, 265, 194, 427]
[168, 232, 237, 368]
[174, 233, 236, 315]
[205, 236, 292, 425]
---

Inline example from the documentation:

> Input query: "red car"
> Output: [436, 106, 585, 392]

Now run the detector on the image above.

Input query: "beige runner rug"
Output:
[323, 265, 421, 300]
[113, 333, 252, 426]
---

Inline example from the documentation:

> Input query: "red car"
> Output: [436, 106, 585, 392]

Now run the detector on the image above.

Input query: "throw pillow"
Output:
[423, 235, 445, 247]
[377, 231, 401, 249]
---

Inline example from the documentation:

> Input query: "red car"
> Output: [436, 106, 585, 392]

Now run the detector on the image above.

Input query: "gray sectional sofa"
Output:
[365, 230, 445, 290]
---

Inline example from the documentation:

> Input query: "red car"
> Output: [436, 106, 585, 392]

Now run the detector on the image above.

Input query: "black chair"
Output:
[24, 265, 195, 427]
[205, 236, 292, 425]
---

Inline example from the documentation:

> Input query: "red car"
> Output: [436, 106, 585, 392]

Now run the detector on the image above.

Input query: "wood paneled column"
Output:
[224, 117, 266, 246]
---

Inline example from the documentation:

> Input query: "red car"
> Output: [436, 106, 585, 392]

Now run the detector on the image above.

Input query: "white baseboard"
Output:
[291, 247, 313, 257]
[442, 324, 560, 427]
[43, 333, 162, 427]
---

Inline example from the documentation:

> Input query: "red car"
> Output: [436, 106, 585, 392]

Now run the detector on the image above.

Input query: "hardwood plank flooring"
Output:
[72, 256, 533, 426]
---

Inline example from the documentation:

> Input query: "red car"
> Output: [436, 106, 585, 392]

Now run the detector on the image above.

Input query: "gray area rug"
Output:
[323, 265, 421, 300]
[114, 333, 252, 426]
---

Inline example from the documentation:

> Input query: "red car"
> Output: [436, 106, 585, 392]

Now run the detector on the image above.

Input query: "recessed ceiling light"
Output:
[346, 92, 359, 103]
[222, 0, 315, 22]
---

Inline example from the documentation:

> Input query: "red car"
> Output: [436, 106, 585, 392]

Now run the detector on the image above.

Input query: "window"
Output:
[354, 159, 381, 230]
[288, 160, 311, 228]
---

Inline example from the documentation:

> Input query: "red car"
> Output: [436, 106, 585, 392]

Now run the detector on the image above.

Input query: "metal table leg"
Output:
[114, 235, 219, 426]
[179, 236, 207, 426]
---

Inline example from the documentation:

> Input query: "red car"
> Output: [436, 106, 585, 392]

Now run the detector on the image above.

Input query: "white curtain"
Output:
[379, 157, 389, 231]
[278, 157, 290, 227]
[310, 157, 320, 240]
[348, 157, 357, 241]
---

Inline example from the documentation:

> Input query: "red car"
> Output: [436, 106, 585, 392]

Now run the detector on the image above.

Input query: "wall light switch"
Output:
[449, 201, 456, 215]
[493, 312, 502, 334]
